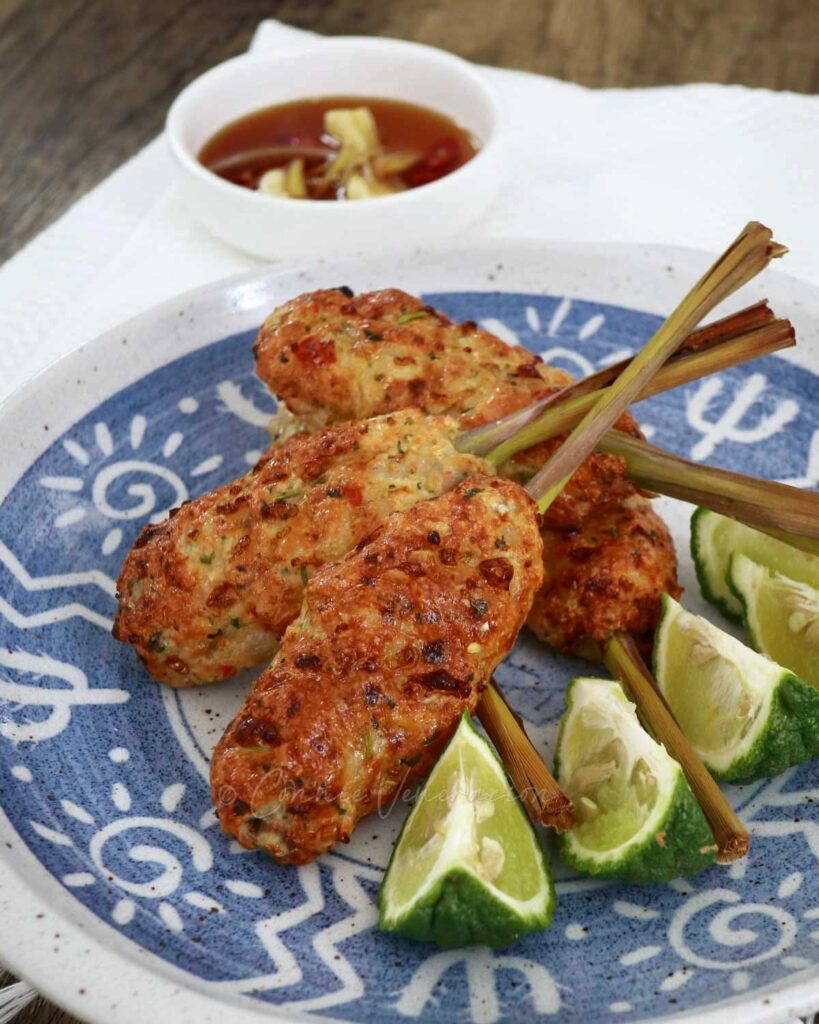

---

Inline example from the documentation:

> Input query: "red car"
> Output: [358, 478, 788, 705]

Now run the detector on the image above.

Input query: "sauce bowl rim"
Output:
[165, 35, 506, 210]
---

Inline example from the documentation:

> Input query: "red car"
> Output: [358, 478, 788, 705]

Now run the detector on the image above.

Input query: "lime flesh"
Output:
[730, 553, 819, 688]
[691, 509, 819, 620]
[654, 593, 819, 782]
[379, 711, 554, 948]
[555, 677, 715, 883]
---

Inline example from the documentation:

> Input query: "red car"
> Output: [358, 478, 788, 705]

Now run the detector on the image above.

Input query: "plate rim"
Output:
[1, 236, 817, 1024]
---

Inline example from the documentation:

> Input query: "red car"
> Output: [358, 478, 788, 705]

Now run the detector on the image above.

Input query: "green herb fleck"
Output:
[147, 631, 166, 653]
[362, 728, 374, 757]
[364, 330, 382, 341]
[396, 310, 429, 325]
[299, 566, 309, 586]
[494, 537, 508, 550]
[231, 617, 243, 630]
[200, 553, 214, 565]
[463, 487, 484, 500]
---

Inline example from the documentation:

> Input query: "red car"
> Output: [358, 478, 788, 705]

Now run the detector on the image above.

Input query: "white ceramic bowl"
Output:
[166, 37, 506, 261]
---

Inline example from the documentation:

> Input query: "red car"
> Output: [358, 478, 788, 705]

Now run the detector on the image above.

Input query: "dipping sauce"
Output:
[198, 96, 479, 201]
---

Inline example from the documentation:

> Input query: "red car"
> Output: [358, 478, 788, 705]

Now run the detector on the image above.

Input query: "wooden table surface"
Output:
[1, 1, 818, 1022]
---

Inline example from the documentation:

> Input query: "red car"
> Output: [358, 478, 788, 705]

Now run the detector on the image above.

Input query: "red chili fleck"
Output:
[342, 483, 363, 506]
[479, 558, 514, 590]
[405, 138, 461, 187]
[292, 335, 336, 366]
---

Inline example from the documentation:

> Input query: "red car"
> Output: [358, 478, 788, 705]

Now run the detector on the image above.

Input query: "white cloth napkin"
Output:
[1, 19, 818, 405]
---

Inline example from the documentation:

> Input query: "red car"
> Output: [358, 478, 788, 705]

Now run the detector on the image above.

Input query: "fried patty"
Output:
[114, 410, 486, 686]
[528, 494, 682, 656]
[212, 477, 543, 863]
[254, 286, 644, 527]
[254, 287, 678, 655]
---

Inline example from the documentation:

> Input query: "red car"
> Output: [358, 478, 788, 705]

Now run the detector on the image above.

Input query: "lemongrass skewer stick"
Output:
[479, 226, 783, 840]
[458, 301, 776, 456]
[477, 680, 574, 832]
[464, 314, 780, 835]
[472, 317, 817, 543]
[604, 632, 749, 863]
[526, 222, 786, 512]
[474, 318, 793, 463]
[560, 299, 775, 401]
[599, 433, 819, 548]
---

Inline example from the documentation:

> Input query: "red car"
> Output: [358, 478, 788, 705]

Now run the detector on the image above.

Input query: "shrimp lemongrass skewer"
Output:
[212, 223, 781, 862]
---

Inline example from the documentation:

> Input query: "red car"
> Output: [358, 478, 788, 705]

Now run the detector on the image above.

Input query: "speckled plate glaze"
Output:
[0, 241, 817, 1024]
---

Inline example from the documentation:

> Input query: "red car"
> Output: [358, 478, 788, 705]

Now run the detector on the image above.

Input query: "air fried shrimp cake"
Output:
[114, 411, 485, 686]
[529, 494, 681, 656]
[253, 287, 678, 655]
[253, 287, 644, 527]
[212, 477, 543, 863]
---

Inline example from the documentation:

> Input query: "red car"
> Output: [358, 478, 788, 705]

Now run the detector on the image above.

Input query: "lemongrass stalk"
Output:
[538, 301, 776, 406]
[478, 317, 793, 465]
[604, 631, 749, 863]
[600, 433, 819, 548]
[477, 681, 574, 832]
[525, 223, 785, 513]
[458, 301, 775, 457]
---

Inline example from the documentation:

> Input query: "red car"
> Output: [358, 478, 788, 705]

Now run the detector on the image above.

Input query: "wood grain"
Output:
[1, 1, 818, 1022]
[1, 0, 819, 263]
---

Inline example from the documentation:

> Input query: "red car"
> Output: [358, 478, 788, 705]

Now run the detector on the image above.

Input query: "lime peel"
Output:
[691, 508, 819, 620]
[654, 593, 819, 783]
[729, 552, 819, 690]
[554, 677, 715, 883]
[379, 712, 554, 948]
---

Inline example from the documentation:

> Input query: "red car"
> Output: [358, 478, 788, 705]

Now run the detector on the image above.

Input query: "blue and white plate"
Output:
[0, 241, 817, 1024]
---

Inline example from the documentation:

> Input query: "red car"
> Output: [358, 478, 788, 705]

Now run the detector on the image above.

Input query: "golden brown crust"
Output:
[527, 494, 682, 656]
[114, 410, 486, 686]
[253, 287, 644, 527]
[252, 287, 679, 656]
[211, 477, 543, 863]
[254, 287, 572, 429]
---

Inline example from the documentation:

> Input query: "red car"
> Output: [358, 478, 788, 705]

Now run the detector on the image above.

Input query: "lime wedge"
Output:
[654, 594, 819, 782]
[554, 677, 715, 883]
[691, 508, 819, 620]
[378, 712, 554, 948]
[729, 553, 819, 688]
